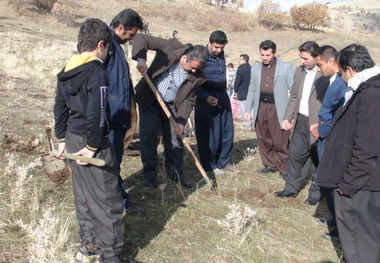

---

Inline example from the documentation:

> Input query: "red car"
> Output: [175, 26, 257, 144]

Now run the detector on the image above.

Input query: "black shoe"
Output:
[273, 190, 297, 198]
[179, 182, 192, 189]
[259, 167, 277, 174]
[124, 203, 144, 216]
[317, 218, 337, 228]
[304, 197, 319, 206]
[322, 230, 339, 241]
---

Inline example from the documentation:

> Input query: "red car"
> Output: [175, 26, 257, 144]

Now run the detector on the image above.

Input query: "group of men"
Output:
[53, 7, 380, 263]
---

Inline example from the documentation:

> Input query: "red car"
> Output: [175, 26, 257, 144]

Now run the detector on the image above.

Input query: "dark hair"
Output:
[298, 41, 320, 57]
[240, 54, 249, 63]
[227, 63, 234, 68]
[185, 45, 208, 66]
[78, 18, 112, 53]
[316, 45, 337, 61]
[209, 30, 228, 44]
[337, 44, 375, 72]
[259, 40, 276, 53]
[110, 9, 143, 30]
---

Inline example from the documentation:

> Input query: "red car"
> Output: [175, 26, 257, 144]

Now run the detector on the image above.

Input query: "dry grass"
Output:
[0, 0, 379, 262]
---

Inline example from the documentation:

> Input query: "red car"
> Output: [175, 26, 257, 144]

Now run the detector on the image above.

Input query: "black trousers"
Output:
[284, 114, 320, 199]
[335, 190, 380, 263]
[66, 132, 124, 262]
[194, 92, 234, 171]
[139, 102, 184, 187]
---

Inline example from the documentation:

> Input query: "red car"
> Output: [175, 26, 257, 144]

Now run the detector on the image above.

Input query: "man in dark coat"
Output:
[309, 45, 347, 240]
[234, 54, 251, 124]
[195, 30, 234, 175]
[133, 34, 208, 188]
[318, 44, 380, 263]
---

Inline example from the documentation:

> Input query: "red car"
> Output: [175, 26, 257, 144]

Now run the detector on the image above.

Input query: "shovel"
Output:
[45, 128, 105, 167]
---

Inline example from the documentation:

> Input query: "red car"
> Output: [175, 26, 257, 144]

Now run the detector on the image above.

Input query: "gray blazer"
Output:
[245, 59, 294, 127]
[284, 65, 329, 144]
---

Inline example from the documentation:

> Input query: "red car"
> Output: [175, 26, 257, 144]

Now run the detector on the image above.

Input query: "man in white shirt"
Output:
[274, 41, 330, 205]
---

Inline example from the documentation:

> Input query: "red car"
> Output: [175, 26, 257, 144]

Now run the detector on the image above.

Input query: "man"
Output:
[195, 30, 234, 175]
[132, 33, 208, 188]
[54, 19, 125, 263]
[106, 9, 144, 215]
[244, 40, 294, 177]
[318, 44, 380, 263]
[309, 45, 347, 240]
[234, 54, 251, 122]
[274, 41, 329, 205]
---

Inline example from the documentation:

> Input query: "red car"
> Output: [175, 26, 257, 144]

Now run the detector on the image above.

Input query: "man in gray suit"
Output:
[244, 40, 294, 177]
[274, 41, 329, 205]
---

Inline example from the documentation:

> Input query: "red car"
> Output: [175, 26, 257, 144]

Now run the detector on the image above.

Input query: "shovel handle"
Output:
[51, 152, 106, 167]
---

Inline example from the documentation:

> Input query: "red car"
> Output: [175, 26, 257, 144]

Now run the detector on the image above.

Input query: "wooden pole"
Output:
[143, 73, 214, 188]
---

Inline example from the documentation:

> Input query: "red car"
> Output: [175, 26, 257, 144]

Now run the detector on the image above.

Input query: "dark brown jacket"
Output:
[318, 74, 380, 195]
[132, 34, 205, 125]
[284, 65, 329, 144]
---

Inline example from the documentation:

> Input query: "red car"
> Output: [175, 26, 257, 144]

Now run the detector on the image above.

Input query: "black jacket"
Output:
[318, 74, 380, 195]
[234, 63, 251, 100]
[54, 60, 110, 150]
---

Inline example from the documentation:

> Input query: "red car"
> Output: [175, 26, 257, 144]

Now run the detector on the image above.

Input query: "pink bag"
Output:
[230, 98, 241, 119]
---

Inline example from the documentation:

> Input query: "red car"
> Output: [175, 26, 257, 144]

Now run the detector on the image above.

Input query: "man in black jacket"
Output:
[318, 44, 380, 263]
[234, 54, 251, 125]
[54, 19, 126, 263]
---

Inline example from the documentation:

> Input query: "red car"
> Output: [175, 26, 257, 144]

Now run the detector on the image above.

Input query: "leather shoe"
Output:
[273, 190, 297, 198]
[259, 167, 277, 173]
[304, 197, 319, 206]
[322, 230, 339, 241]
[179, 182, 192, 189]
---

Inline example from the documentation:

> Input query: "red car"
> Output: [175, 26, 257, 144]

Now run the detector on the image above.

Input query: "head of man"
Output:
[227, 63, 234, 71]
[298, 41, 319, 70]
[238, 54, 249, 65]
[337, 44, 375, 84]
[78, 18, 112, 61]
[110, 9, 143, 44]
[315, 45, 338, 78]
[208, 30, 228, 57]
[180, 45, 208, 73]
[259, 40, 276, 65]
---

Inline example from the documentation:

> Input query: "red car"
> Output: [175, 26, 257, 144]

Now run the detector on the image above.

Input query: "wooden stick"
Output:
[49, 151, 106, 167]
[143, 73, 214, 188]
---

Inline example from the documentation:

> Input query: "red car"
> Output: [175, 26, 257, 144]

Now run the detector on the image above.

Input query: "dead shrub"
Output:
[33, 0, 57, 11]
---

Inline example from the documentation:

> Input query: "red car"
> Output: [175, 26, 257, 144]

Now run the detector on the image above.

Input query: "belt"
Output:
[259, 92, 275, 104]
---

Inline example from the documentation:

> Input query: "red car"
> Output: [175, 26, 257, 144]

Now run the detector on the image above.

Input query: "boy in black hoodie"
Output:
[54, 18, 125, 263]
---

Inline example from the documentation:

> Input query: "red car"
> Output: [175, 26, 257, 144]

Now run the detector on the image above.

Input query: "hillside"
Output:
[0, 0, 379, 262]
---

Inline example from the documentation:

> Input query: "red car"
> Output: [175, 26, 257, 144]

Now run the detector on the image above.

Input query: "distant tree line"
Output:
[256, 0, 329, 31]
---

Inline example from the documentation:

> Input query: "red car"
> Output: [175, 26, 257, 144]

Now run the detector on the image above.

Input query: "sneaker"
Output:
[212, 168, 224, 175]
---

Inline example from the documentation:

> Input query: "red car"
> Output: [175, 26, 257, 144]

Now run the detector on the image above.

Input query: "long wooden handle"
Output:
[51, 151, 106, 167]
[143, 73, 213, 188]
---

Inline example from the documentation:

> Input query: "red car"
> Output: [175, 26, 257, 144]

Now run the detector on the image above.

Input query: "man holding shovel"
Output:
[132, 33, 208, 189]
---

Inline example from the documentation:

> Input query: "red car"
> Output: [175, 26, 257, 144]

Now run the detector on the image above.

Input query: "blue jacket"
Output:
[197, 52, 229, 108]
[104, 31, 133, 129]
[318, 75, 347, 139]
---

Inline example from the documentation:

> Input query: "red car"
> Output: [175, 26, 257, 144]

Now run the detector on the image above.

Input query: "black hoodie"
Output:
[54, 60, 110, 151]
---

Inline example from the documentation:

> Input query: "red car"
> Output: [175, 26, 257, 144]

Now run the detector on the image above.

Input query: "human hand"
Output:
[55, 142, 66, 160]
[244, 112, 252, 121]
[174, 124, 184, 139]
[282, 120, 293, 130]
[206, 96, 219, 107]
[310, 122, 320, 139]
[72, 147, 95, 166]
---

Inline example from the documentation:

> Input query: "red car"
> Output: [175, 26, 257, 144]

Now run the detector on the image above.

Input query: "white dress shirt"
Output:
[299, 66, 317, 116]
